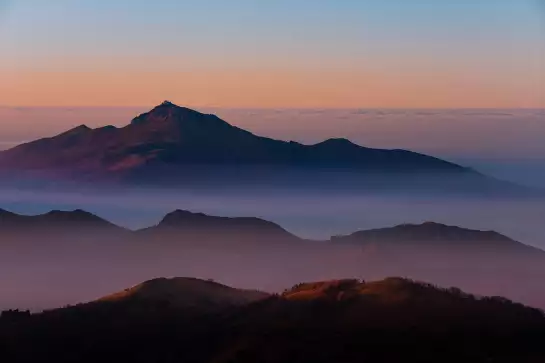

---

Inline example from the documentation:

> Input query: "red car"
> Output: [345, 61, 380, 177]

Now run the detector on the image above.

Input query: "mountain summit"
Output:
[0, 101, 514, 193]
[0, 209, 124, 234]
[99, 277, 269, 310]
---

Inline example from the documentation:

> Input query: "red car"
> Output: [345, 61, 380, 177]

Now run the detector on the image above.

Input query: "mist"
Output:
[1, 107, 545, 312]
[1, 185, 545, 311]
[0, 186, 544, 246]
[1, 217, 544, 312]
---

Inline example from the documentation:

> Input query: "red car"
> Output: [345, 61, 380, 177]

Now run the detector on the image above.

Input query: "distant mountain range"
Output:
[0, 207, 534, 250]
[139, 209, 298, 241]
[0, 101, 525, 194]
[0, 208, 124, 234]
[331, 221, 542, 253]
[1, 208, 544, 309]
[1, 276, 544, 363]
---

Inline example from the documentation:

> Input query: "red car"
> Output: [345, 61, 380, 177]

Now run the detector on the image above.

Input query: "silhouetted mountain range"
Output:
[2, 207, 538, 250]
[331, 221, 543, 253]
[138, 209, 299, 242]
[1, 276, 544, 363]
[0, 207, 540, 253]
[0, 101, 522, 194]
[1, 207, 544, 310]
[0, 208, 124, 234]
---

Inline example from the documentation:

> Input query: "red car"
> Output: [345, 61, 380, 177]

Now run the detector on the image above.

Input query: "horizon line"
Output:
[1, 105, 544, 111]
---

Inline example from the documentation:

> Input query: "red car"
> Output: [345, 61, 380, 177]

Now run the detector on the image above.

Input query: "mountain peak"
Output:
[159, 209, 209, 226]
[33, 209, 123, 231]
[332, 221, 521, 249]
[43, 209, 100, 220]
[59, 124, 92, 136]
[152, 100, 199, 113]
[0, 208, 125, 233]
[98, 276, 269, 309]
[282, 278, 442, 302]
[0, 99, 498, 193]
[320, 138, 357, 146]
[130, 101, 206, 126]
[160, 100, 176, 107]
[153, 209, 296, 240]
[158, 210, 281, 230]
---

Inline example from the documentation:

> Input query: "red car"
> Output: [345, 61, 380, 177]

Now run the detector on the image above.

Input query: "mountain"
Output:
[327, 222, 545, 308]
[0, 208, 124, 234]
[0, 101, 510, 193]
[216, 278, 545, 363]
[331, 221, 542, 253]
[1, 277, 544, 363]
[138, 209, 300, 243]
[1, 208, 545, 309]
[135, 211, 545, 308]
[99, 277, 269, 310]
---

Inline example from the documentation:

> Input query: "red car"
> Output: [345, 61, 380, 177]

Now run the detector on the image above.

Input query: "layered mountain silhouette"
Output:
[4, 207, 536, 250]
[331, 221, 543, 253]
[99, 277, 269, 311]
[1, 277, 544, 363]
[0, 208, 124, 234]
[1, 207, 545, 309]
[0, 100, 520, 194]
[137, 209, 299, 243]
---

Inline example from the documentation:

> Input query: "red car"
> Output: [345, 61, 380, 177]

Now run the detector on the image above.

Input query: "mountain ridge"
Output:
[1, 207, 545, 310]
[98, 276, 270, 310]
[331, 221, 528, 248]
[0, 101, 503, 193]
[147, 209, 298, 240]
[2, 276, 544, 362]
[0, 208, 125, 233]
[0, 207, 539, 251]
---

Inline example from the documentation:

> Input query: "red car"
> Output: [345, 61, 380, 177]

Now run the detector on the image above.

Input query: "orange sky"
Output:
[1, 66, 543, 108]
[1, 1, 543, 108]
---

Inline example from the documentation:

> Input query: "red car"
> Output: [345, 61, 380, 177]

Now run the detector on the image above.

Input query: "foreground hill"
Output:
[327, 221, 545, 307]
[218, 278, 545, 363]
[1, 277, 544, 363]
[99, 277, 269, 310]
[0, 101, 519, 194]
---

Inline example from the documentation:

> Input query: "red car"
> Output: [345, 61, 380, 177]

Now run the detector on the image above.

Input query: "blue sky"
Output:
[2, 1, 542, 62]
[0, 0, 543, 107]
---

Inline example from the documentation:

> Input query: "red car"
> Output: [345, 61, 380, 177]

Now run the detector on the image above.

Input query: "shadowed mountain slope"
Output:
[138, 209, 299, 241]
[99, 277, 269, 310]
[1, 277, 544, 363]
[331, 221, 542, 253]
[0, 208, 125, 234]
[0, 101, 465, 172]
[1, 208, 545, 309]
[0, 101, 515, 194]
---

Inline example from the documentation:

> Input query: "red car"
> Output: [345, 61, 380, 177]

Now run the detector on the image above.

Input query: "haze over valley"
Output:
[0, 1, 544, 361]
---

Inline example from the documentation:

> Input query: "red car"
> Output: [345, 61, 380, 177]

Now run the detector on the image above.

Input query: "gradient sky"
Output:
[0, 0, 543, 108]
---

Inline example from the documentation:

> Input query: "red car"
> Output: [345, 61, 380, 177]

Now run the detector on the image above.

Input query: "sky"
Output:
[0, 0, 544, 108]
